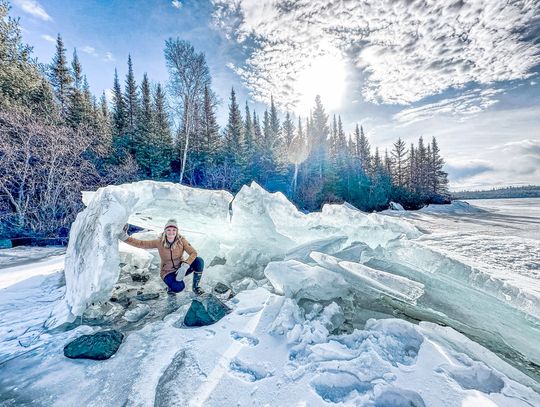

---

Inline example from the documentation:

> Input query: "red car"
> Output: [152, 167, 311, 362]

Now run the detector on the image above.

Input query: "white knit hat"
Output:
[164, 219, 178, 229]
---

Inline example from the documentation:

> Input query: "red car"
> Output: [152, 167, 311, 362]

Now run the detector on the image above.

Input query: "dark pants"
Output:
[163, 257, 204, 293]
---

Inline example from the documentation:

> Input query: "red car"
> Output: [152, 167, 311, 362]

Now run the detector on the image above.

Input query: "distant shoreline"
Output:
[452, 185, 540, 200]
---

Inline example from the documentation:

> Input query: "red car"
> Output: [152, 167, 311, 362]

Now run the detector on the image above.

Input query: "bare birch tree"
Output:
[164, 39, 211, 183]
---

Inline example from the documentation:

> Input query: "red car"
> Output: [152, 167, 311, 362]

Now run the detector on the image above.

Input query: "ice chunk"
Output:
[119, 241, 154, 270]
[284, 236, 348, 263]
[264, 259, 349, 301]
[419, 200, 486, 215]
[57, 181, 232, 324]
[389, 201, 404, 211]
[310, 251, 425, 304]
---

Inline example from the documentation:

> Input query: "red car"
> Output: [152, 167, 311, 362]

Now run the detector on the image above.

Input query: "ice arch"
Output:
[50, 181, 420, 325]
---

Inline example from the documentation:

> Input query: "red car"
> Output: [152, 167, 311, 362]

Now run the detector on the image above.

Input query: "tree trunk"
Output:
[179, 101, 191, 184]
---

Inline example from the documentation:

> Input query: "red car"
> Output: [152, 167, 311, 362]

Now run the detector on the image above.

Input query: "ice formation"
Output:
[1, 181, 539, 405]
[54, 182, 540, 372]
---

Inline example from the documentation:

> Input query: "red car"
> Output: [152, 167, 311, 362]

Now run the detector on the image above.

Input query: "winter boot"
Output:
[193, 271, 204, 295]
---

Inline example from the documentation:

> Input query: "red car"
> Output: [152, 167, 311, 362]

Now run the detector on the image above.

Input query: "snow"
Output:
[2, 286, 538, 406]
[1, 182, 539, 406]
[0, 247, 65, 289]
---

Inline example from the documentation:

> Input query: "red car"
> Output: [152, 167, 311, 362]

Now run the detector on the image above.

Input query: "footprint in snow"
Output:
[229, 358, 273, 382]
[230, 330, 259, 346]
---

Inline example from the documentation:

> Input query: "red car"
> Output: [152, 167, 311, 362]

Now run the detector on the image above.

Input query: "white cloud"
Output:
[370, 105, 540, 190]
[393, 88, 504, 126]
[41, 34, 55, 43]
[81, 46, 99, 57]
[13, 0, 52, 21]
[212, 0, 540, 110]
[103, 52, 115, 62]
[172, 1, 182, 9]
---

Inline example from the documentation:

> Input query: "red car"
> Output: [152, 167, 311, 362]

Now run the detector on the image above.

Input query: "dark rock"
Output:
[184, 294, 231, 327]
[64, 330, 124, 360]
[209, 256, 227, 267]
[135, 293, 160, 301]
[213, 282, 231, 294]
[131, 273, 150, 283]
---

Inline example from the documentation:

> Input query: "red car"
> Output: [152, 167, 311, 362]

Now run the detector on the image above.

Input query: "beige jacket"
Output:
[124, 235, 197, 279]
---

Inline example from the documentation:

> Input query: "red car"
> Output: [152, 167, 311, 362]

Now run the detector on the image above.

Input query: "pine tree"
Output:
[251, 110, 263, 180]
[430, 137, 449, 196]
[391, 137, 408, 187]
[124, 55, 139, 134]
[358, 125, 371, 176]
[243, 101, 255, 178]
[282, 111, 294, 147]
[202, 85, 220, 166]
[384, 149, 393, 178]
[152, 82, 173, 178]
[0, 1, 55, 116]
[66, 49, 86, 127]
[134, 73, 153, 175]
[49, 34, 72, 116]
[330, 114, 338, 161]
[417, 136, 427, 195]
[372, 147, 382, 176]
[269, 95, 281, 142]
[97, 91, 112, 146]
[287, 116, 309, 195]
[111, 68, 126, 138]
[309, 95, 329, 180]
[408, 143, 417, 191]
[223, 87, 244, 166]
[336, 116, 347, 168]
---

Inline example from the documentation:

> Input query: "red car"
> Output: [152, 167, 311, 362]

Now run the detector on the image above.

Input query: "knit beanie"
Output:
[164, 219, 178, 229]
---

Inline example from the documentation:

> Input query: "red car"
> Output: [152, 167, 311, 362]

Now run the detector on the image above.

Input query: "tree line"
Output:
[0, 1, 449, 241]
[453, 185, 540, 200]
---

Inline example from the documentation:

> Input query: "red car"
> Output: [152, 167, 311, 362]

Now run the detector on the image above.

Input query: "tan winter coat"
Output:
[124, 235, 197, 279]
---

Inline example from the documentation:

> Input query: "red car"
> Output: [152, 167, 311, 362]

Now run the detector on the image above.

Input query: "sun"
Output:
[294, 50, 347, 116]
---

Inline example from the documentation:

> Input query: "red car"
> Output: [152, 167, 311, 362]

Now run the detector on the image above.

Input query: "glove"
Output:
[175, 262, 190, 282]
[118, 224, 129, 241]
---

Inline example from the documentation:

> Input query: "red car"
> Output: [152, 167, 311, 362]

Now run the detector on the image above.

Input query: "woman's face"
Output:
[165, 227, 177, 241]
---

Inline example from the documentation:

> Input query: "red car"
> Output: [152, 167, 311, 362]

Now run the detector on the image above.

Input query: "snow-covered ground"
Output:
[0, 182, 538, 406]
[0, 246, 65, 289]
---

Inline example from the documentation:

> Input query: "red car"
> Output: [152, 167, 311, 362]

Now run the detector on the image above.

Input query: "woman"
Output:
[119, 219, 204, 295]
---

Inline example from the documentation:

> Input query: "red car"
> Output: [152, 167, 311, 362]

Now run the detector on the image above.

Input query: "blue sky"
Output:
[11, 0, 540, 191]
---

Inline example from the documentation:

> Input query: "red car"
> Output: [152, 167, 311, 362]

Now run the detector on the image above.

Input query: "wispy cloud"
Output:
[41, 34, 55, 43]
[13, 0, 52, 21]
[490, 139, 540, 176]
[171, 0, 182, 9]
[103, 52, 115, 62]
[212, 0, 540, 110]
[393, 88, 504, 126]
[81, 45, 99, 57]
[445, 160, 494, 181]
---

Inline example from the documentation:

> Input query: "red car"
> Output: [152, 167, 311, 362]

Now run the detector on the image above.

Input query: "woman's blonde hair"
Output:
[160, 230, 182, 248]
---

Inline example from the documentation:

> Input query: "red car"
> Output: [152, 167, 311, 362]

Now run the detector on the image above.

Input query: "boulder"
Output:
[64, 330, 124, 360]
[184, 294, 231, 327]
[212, 282, 235, 300]
[131, 272, 150, 283]
[135, 292, 160, 301]
[122, 304, 150, 322]
[213, 282, 231, 294]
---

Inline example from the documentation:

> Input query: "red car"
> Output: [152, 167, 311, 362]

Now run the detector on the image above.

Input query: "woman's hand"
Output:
[175, 262, 190, 282]
[118, 224, 129, 241]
